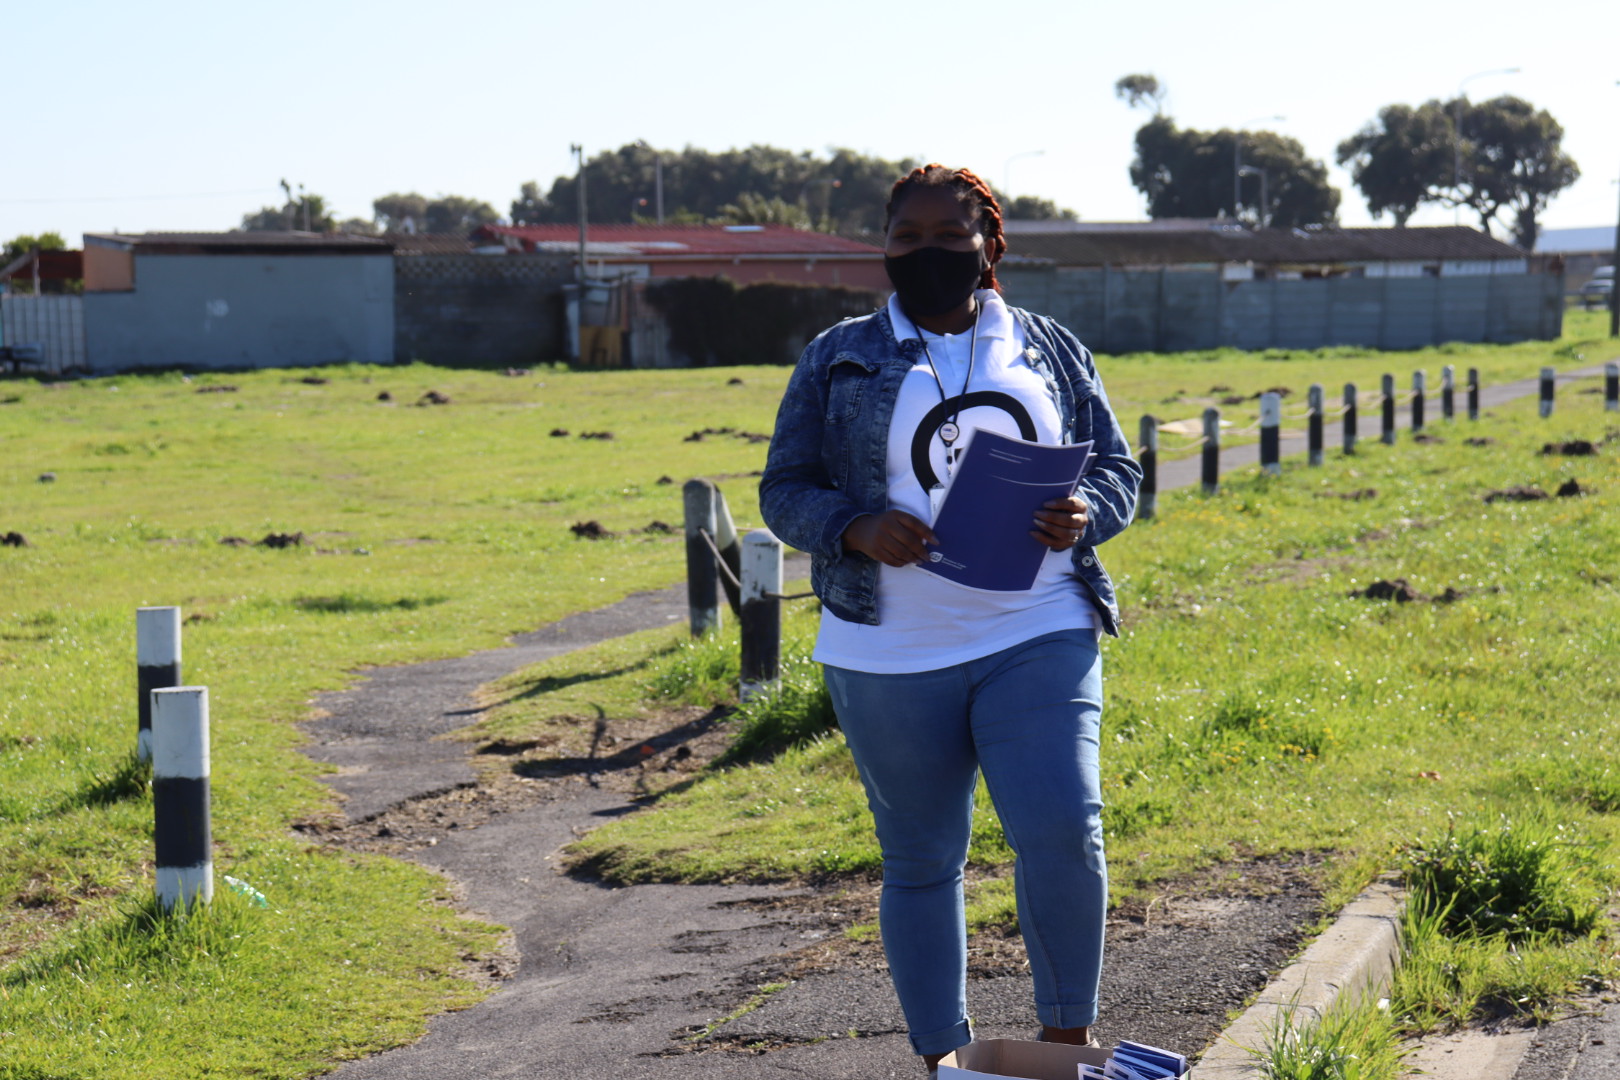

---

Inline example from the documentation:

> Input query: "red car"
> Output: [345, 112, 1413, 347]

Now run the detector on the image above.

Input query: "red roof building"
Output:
[471, 223, 886, 290]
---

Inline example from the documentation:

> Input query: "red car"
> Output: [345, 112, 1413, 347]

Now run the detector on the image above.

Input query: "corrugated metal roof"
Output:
[83, 231, 394, 255]
[475, 223, 883, 258]
[1005, 225, 1526, 267]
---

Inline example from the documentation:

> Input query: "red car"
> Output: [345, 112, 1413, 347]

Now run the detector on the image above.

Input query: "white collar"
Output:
[888, 288, 1012, 343]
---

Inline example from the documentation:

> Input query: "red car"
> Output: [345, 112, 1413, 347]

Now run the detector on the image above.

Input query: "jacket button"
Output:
[1081, 555, 1095, 567]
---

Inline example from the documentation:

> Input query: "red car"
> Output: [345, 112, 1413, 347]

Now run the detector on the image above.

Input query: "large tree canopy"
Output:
[1127, 115, 1339, 228]
[1337, 95, 1578, 249]
[511, 144, 1077, 233]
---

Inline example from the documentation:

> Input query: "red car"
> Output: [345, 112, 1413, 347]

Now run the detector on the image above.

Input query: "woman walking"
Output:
[759, 164, 1140, 1073]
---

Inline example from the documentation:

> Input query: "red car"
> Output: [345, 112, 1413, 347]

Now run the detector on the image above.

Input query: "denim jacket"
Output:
[760, 303, 1141, 635]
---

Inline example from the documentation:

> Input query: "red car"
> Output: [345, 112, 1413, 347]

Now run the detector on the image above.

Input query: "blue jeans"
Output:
[823, 629, 1107, 1057]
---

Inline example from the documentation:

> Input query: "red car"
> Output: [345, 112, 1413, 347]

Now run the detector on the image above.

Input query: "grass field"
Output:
[0, 309, 1615, 1076]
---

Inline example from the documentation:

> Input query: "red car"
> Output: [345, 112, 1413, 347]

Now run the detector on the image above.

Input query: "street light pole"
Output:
[1611, 82, 1619, 338]
[1453, 67, 1520, 226]
[572, 143, 587, 285]
[1239, 167, 1270, 228]
[1233, 116, 1285, 224]
[1003, 149, 1045, 199]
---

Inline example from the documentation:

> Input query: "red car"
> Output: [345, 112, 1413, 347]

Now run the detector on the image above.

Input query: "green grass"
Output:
[1, 318, 1615, 1076]
[561, 376, 1620, 931]
[0, 361, 784, 1077]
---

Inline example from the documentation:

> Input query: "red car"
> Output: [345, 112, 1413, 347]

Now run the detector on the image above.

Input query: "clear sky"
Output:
[5, 0, 1617, 246]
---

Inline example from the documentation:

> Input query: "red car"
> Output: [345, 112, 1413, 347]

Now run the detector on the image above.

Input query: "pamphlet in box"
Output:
[937, 1039, 1110, 1080]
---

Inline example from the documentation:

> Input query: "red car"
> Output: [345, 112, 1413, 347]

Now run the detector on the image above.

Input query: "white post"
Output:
[739, 530, 783, 702]
[136, 606, 182, 764]
[1259, 392, 1281, 476]
[152, 686, 212, 910]
[1539, 366, 1555, 419]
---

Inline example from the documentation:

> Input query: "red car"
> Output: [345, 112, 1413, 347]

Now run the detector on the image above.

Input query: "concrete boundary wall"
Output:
[394, 254, 573, 367]
[1001, 265, 1564, 354]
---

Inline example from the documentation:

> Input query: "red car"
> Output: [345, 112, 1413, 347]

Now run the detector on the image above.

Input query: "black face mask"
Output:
[884, 247, 984, 319]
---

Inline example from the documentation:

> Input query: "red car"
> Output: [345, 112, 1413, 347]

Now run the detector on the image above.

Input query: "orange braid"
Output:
[884, 163, 1007, 291]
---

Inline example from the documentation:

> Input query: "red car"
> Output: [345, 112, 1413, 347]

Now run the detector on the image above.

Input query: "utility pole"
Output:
[1612, 81, 1619, 338]
[572, 143, 588, 285]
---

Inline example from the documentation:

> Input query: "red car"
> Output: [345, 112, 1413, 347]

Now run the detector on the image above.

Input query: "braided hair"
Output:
[884, 163, 1007, 291]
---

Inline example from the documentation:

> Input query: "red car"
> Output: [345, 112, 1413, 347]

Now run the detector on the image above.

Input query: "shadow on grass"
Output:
[472, 662, 651, 713]
[292, 594, 448, 614]
[511, 707, 727, 789]
[49, 754, 150, 817]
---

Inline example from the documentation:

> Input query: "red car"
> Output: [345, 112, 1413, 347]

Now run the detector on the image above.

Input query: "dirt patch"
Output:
[300, 376, 329, 386]
[417, 390, 452, 406]
[1350, 578, 1424, 602]
[1413, 433, 1444, 444]
[1541, 440, 1597, 456]
[1, 531, 29, 547]
[1557, 479, 1586, 497]
[195, 384, 238, 394]
[641, 521, 676, 535]
[1316, 488, 1378, 501]
[579, 431, 615, 441]
[376, 391, 393, 402]
[684, 427, 772, 445]
[258, 531, 305, 548]
[1464, 437, 1497, 447]
[1483, 486, 1551, 503]
[656, 475, 675, 485]
[506, 368, 532, 377]
[300, 705, 733, 854]
[550, 428, 569, 437]
[570, 521, 614, 540]
[36, 473, 54, 483]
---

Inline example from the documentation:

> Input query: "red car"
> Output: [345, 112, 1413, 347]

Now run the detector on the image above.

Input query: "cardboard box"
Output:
[937, 1039, 1111, 1080]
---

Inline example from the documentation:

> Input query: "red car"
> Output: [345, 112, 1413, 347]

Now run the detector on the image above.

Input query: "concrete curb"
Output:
[1191, 881, 1405, 1078]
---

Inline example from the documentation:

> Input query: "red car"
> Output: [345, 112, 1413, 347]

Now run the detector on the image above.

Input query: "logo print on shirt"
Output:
[908, 390, 1037, 491]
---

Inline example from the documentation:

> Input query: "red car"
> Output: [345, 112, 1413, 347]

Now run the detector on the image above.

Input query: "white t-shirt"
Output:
[813, 290, 1097, 674]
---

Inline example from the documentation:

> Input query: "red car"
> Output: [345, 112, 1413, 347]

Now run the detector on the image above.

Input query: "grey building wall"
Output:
[1000, 265, 1564, 353]
[84, 254, 393, 372]
[393, 254, 572, 366]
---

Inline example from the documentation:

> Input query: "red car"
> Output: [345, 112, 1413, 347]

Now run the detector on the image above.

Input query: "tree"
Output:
[1336, 102, 1454, 227]
[240, 183, 336, 232]
[1001, 194, 1078, 221]
[1459, 95, 1579, 251]
[2, 232, 69, 294]
[423, 195, 499, 234]
[373, 192, 429, 232]
[713, 192, 813, 228]
[1126, 114, 1339, 227]
[510, 143, 918, 233]
[1114, 73, 1165, 115]
[1337, 95, 1578, 249]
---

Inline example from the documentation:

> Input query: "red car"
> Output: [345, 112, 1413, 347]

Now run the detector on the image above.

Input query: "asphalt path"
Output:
[306, 360, 1615, 1079]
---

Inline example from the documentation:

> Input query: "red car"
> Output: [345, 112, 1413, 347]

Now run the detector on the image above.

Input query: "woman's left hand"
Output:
[1031, 494, 1090, 551]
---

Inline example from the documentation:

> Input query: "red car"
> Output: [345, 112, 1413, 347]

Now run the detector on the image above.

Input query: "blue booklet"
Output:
[919, 428, 1095, 593]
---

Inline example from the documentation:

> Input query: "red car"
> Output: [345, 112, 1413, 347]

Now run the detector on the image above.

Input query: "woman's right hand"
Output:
[841, 511, 937, 567]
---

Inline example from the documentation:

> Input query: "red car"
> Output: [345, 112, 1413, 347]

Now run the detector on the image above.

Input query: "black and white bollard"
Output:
[1467, 367, 1480, 421]
[1137, 415, 1158, 520]
[1381, 374, 1396, 445]
[152, 686, 212, 911]
[739, 530, 783, 702]
[1343, 383, 1358, 455]
[683, 480, 722, 636]
[1539, 366, 1555, 418]
[1259, 392, 1281, 476]
[1441, 365, 1456, 422]
[1411, 370, 1426, 434]
[1607, 363, 1619, 413]
[1201, 407, 1221, 496]
[1307, 384, 1324, 466]
[137, 606, 182, 764]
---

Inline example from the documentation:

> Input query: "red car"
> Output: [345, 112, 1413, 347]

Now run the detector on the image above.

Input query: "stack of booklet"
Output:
[923, 428, 1097, 593]
[1078, 1040, 1188, 1080]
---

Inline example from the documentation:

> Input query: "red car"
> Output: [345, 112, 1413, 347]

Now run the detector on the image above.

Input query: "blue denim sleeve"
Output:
[759, 340, 867, 561]
[1072, 343, 1141, 550]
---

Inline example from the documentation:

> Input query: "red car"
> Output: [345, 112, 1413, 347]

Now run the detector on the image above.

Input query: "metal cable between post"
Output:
[698, 528, 813, 601]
